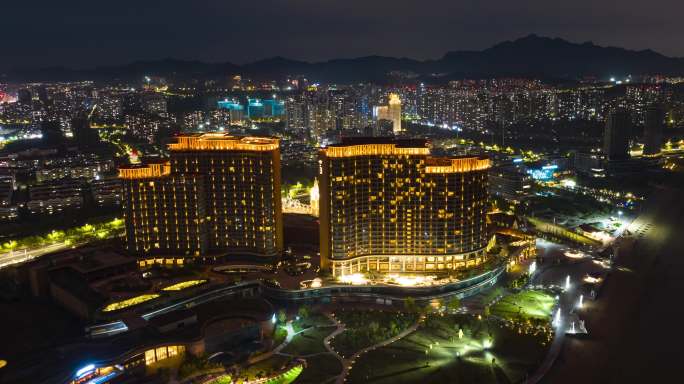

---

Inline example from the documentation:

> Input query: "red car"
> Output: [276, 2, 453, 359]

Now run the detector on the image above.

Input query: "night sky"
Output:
[3, 0, 682, 70]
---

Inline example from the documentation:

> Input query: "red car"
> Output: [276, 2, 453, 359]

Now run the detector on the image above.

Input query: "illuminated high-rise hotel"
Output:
[120, 134, 283, 262]
[318, 137, 491, 277]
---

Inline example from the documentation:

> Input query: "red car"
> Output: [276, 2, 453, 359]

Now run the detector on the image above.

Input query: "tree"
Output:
[404, 297, 417, 313]
[368, 321, 380, 336]
[297, 305, 310, 320]
[277, 309, 287, 323]
[447, 297, 461, 312]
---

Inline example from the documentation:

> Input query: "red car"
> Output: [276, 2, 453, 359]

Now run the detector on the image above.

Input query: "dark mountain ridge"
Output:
[5, 35, 684, 84]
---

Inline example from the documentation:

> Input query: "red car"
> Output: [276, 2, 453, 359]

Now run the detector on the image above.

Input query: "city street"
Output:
[0, 242, 70, 269]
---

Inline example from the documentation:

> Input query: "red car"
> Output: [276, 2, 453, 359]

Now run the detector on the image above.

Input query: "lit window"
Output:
[156, 347, 167, 360]
[145, 350, 156, 365]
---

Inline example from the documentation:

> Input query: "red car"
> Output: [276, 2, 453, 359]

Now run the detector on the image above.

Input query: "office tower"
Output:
[387, 93, 402, 134]
[643, 104, 664, 156]
[318, 137, 491, 277]
[217, 99, 245, 125]
[603, 108, 631, 161]
[120, 134, 283, 262]
[247, 99, 265, 119]
[285, 95, 307, 132]
[262, 99, 285, 117]
[374, 93, 403, 134]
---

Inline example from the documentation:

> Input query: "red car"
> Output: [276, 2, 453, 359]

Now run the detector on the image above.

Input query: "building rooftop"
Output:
[167, 133, 280, 152]
[329, 136, 429, 148]
[322, 137, 430, 158]
[49, 267, 107, 308]
[118, 161, 171, 179]
[424, 156, 491, 173]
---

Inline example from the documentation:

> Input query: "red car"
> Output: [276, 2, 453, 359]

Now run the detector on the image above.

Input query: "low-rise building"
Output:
[27, 179, 84, 214]
[489, 166, 532, 202]
[91, 177, 122, 207]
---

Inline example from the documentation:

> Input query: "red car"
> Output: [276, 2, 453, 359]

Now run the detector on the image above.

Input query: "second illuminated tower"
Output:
[318, 137, 491, 277]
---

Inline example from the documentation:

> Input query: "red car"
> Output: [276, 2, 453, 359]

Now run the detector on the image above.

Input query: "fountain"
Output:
[578, 294, 584, 308]
[570, 321, 576, 333]
[552, 308, 561, 327]
[565, 275, 571, 290]
[458, 328, 464, 339]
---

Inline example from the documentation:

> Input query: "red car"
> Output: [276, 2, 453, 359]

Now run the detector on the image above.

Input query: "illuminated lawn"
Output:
[239, 359, 303, 384]
[161, 279, 207, 291]
[282, 326, 337, 356]
[265, 364, 303, 384]
[243, 355, 292, 381]
[490, 290, 555, 320]
[346, 314, 551, 384]
[206, 375, 232, 384]
[102, 294, 160, 312]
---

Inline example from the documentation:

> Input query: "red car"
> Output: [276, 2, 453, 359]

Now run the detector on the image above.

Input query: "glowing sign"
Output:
[527, 164, 558, 180]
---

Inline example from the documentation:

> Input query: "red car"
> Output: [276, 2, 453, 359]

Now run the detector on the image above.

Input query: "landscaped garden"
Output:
[330, 309, 418, 358]
[240, 355, 293, 382]
[282, 326, 337, 356]
[346, 313, 552, 384]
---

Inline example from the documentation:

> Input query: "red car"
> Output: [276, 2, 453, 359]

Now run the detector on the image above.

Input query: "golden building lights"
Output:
[318, 137, 491, 277]
[118, 162, 171, 179]
[310, 179, 320, 217]
[120, 134, 282, 262]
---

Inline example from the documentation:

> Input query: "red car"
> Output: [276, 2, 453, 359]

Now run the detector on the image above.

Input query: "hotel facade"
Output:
[318, 138, 491, 277]
[120, 134, 283, 262]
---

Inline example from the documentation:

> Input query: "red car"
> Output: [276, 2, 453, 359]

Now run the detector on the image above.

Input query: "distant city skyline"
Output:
[2, 0, 683, 71]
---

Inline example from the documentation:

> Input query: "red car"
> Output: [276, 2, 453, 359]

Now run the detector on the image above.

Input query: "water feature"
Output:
[552, 308, 561, 327]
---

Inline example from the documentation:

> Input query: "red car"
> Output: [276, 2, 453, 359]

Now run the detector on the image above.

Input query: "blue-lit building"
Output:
[263, 99, 285, 117]
[246, 98, 285, 119]
[217, 99, 244, 112]
[219, 98, 285, 120]
[217, 99, 245, 124]
[247, 99, 264, 118]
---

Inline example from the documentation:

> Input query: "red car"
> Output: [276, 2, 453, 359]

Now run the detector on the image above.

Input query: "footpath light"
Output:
[483, 338, 493, 349]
